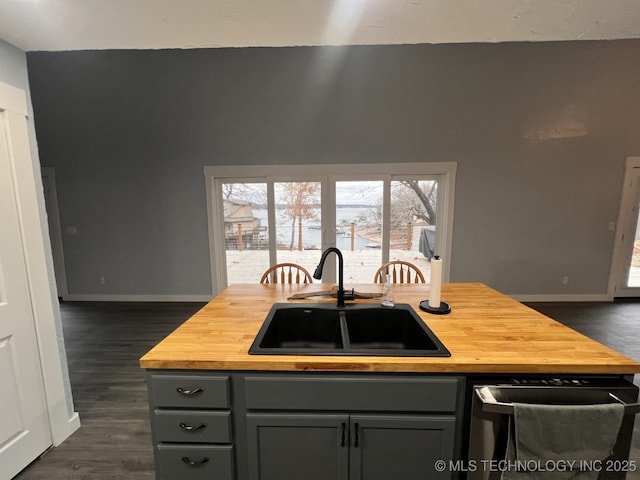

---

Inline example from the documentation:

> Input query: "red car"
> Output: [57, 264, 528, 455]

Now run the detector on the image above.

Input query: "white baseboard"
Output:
[510, 293, 613, 303]
[51, 412, 80, 446]
[69, 411, 81, 427]
[61, 294, 213, 302]
[63, 413, 81, 444]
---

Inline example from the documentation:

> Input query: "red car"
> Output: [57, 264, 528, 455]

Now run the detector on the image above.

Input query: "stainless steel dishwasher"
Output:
[467, 376, 640, 480]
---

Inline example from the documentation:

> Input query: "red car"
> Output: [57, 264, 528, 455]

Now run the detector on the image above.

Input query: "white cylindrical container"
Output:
[429, 256, 442, 309]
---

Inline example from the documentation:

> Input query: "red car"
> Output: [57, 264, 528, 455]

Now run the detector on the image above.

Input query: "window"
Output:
[205, 163, 456, 295]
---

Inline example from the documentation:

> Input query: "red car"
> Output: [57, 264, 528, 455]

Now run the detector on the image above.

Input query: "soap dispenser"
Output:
[381, 274, 394, 307]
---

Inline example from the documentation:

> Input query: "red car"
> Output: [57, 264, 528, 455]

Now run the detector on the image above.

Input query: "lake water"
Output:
[254, 207, 377, 250]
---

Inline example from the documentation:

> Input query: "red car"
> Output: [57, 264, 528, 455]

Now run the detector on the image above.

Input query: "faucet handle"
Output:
[343, 288, 355, 301]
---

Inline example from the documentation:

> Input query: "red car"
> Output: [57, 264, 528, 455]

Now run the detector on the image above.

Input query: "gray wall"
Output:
[26, 41, 640, 297]
[0, 39, 30, 88]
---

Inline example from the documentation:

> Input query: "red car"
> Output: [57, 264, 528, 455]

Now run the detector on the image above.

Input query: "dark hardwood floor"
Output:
[13, 299, 640, 479]
[14, 301, 206, 480]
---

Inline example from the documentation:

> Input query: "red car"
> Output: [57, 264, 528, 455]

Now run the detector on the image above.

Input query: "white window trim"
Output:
[204, 162, 457, 295]
[609, 156, 640, 297]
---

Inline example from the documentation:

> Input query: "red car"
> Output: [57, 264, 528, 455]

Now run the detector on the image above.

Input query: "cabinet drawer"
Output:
[157, 444, 234, 480]
[150, 374, 229, 408]
[245, 375, 461, 412]
[154, 410, 232, 443]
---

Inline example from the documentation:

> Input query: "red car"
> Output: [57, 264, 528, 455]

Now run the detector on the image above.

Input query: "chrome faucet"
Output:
[313, 247, 354, 307]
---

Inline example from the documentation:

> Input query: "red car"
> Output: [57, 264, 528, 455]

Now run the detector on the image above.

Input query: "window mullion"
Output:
[381, 176, 391, 264]
[322, 177, 337, 283]
[266, 179, 277, 265]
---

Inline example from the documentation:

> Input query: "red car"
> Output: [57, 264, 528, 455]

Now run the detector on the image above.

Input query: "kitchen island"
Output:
[140, 283, 640, 480]
[141, 283, 640, 374]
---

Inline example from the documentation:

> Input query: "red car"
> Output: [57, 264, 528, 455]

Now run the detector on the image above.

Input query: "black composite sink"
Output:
[249, 303, 450, 357]
[258, 307, 344, 350]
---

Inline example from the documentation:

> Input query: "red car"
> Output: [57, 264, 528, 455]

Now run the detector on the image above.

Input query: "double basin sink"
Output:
[249, 303, 450, 357]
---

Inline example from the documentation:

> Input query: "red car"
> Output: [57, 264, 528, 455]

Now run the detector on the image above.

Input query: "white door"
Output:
[0, 111, 51, 478]
[612, 157, 640, 297]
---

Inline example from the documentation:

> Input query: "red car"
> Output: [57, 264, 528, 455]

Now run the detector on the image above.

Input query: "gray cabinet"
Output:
[349, 415, 456, 480]
[244, 374, 461, 480]
[146, 371, 463, 480]
[148, 373, 234, 480]
[157, 444, 234, 480]
[246, 413, 349, 480]
[246, 413, 456, 480]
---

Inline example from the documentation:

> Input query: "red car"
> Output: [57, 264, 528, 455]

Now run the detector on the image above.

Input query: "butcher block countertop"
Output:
[139, 283, 640, 374]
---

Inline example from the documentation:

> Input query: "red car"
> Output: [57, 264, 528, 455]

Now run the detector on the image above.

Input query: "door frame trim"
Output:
[41, 167, 69, 298]
[0, 81, 80, 445]
[609, 156, 640, 298]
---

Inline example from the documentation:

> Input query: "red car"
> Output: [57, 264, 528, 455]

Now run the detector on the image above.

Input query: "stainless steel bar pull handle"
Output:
[475, 386, 640, 415]
[181, 456, 210, 466]
[179, 422, 207, 432]
[608, 393, 640, 414]
[176, 387, 204, 397]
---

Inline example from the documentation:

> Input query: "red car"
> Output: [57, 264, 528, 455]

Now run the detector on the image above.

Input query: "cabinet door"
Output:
[349, 415, 456, 480]
[246, 413, 349, 480]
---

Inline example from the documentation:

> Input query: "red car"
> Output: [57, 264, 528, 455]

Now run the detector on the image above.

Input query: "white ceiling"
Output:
[1, 0, 640, 52]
